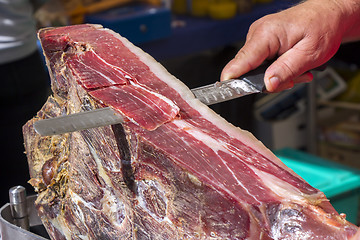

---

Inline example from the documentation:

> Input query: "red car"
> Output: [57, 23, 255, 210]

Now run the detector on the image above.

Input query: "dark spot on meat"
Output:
[63, 44, 72, 53]
[80, 44, 89, 52]
[266, 203, 281, 226]
[81, 96, 94, 111]
[280, 208, 301, 218]
[112, 124, 135, 193]
[42, 157, 57, 186]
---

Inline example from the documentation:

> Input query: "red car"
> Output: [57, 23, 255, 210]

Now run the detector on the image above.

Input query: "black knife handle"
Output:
[241, 63, 268, 92]
[241, 61, 327, 92]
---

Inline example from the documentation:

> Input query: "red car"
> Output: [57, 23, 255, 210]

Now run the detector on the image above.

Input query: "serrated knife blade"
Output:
[33, 107, 124, 136]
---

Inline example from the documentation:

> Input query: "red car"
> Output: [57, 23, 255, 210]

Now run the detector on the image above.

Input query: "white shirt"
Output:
[0, 0, 38, 64]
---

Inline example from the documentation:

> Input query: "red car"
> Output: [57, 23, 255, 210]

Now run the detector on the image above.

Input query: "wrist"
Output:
[303, 0, 360, 42]
[334, 0, 360, 42]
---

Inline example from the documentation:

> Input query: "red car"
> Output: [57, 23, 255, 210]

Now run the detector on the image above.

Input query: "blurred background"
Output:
[2, 0, 360, 232]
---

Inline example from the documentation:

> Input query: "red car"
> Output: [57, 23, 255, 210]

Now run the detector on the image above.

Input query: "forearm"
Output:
[301, 0, 360, 41]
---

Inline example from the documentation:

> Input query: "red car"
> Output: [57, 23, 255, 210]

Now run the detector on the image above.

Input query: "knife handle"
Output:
[241, 61, 328, 92]
[241, 62, 269, 92]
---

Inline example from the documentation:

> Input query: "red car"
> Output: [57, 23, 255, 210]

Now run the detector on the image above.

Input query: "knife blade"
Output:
[191, 62, 266, 105]
[33, 62, 325, 136]
[34, 107, 125, 136]
[33, 74, 262, 136]
[34, 71, 263, 136]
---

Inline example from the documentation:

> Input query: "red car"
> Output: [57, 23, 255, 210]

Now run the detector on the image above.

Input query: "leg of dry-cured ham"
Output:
[23, 24, 358, 239]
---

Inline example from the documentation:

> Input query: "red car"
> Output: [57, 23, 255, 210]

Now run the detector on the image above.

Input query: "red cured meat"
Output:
[66, 50, 131, 89]
[65, 45, 180, 130]
[22, 24, 359, 240]
[89, 84, 180, 130]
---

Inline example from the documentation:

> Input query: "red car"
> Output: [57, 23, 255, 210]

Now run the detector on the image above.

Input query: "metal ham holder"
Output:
[0, 186, 50, 240]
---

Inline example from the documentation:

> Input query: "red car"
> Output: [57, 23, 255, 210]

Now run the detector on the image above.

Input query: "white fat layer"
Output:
[102, 27, 288, 172]
[73, 57, 118, 86]
[129, 81, 180, 114]
[172, 119, 224, 152]
[248, 165, 308, 203]
[88, 50, 132, 79]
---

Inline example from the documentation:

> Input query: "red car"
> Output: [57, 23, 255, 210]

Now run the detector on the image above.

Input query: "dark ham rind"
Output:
[22, 24, 358, 239]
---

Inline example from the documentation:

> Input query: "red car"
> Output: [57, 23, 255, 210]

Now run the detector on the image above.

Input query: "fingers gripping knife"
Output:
[33, 62, 323, 136]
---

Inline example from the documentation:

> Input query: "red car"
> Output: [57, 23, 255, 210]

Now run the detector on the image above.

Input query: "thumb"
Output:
[264, 47, 320, 92]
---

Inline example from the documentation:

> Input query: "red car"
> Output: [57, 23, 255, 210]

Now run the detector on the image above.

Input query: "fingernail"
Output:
[267, 76, 280, 92]
[221, 73, 231, 81]
[305, 72, 313, 82]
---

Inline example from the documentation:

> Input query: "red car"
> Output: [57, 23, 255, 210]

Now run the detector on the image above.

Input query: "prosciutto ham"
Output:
[23, 24, 358, 239]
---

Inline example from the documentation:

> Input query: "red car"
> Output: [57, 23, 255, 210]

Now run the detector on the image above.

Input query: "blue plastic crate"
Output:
[85, 4, 171, 44]
[275, 148, 360, 224]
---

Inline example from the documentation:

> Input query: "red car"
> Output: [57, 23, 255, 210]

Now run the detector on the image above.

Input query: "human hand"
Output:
[221, 0, 360, 92]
